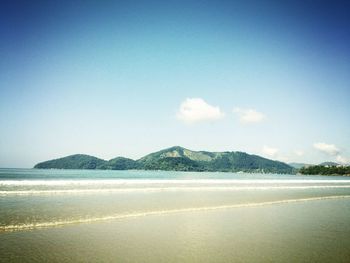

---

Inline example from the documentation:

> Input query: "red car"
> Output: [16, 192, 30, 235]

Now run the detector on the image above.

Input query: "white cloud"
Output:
[233, 107, 265, 124]
[262, 145, 279, 158]
[294, 150, 304, 157]
[177, 98, 225, 124]
[277, 156, 290, 163]
[313, 142, 340, 156]
[336, 155, 350, 165]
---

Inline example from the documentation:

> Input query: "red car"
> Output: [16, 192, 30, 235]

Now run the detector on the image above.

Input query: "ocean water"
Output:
[1, 169, 350, 262]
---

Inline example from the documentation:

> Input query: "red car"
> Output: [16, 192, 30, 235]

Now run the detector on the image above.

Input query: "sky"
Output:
[1, 0, 350, 168]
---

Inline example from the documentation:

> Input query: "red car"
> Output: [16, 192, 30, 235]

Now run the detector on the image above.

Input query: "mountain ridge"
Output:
[288, 162, 313, 169]
[34, 146, 296, 174]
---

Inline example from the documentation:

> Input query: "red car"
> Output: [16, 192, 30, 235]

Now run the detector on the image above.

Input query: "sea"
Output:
[1, 168, 350, 262]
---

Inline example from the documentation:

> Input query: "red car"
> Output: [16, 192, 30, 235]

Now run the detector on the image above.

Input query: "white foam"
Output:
[1, 185, 350, 196]
[1, 195, 350, 232]
[1, 179, 350, 186]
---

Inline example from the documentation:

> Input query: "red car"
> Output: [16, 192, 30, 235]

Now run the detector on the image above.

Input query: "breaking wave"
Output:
[1, 179, 350, 186]
[1, 185, 350, 196]
[1, 195, 349, 232]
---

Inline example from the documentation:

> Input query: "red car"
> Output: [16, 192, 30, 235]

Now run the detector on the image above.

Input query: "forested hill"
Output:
[299, 165, 350, 176]
[137, 146, 294, 173]
[34, 154, 106, 169]
[34, 146, 296, 174]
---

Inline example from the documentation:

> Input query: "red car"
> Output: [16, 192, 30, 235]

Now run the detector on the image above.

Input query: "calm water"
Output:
[1, 169, 350, 262]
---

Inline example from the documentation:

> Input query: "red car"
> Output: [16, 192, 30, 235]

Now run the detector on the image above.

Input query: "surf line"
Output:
[2, 185, 350, 196]
[2, 179, 350, 186]
[1, 195, 350, 232]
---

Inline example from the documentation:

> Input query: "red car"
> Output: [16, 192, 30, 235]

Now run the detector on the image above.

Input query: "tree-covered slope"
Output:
[34, 154, 107, 169]
[140, 156, 202, 171]
[101, 157, 139, 170]
[205, 152, 294, 173]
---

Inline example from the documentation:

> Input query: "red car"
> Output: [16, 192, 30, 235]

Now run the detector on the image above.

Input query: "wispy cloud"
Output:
[277, 156, 290, 163]
[336, 155, 350, 165]
[313, 142, 349, 164]
[313, 142, 340, 156]
[177, 98, 225, 124]
[294, 150, 304, 157]
[261, 146, 291, 162]
[262, 145, 279, 158]
[233, 107, 265, 124]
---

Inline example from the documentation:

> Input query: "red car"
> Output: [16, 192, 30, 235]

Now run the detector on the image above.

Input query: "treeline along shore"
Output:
[299, 165, 350, 176]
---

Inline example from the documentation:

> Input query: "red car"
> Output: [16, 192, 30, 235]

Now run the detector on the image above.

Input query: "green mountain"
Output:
[34, 146, 296, 174]
[34, 154, 106, 169]
[138, 146, 295, 173]
[101, 157, 139, 170]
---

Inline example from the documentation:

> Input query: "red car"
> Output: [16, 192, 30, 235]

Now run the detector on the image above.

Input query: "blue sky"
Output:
[1, 0, 350, 167]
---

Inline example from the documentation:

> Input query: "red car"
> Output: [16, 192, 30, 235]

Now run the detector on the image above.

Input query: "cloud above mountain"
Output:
[336, 155, 350, 164]
[313, 142, 340, 156]
[177, 98, 225, 123]
[262, 145, 279, 158]
[294, 150, 304, 157]
[313, 142, 349, 165]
